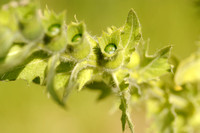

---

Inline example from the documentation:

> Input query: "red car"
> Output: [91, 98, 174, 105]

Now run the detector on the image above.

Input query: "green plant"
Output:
[0, 1, 200, 133]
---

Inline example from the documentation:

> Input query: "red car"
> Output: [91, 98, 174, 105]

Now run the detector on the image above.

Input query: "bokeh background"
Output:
[0, 0, 200, 133]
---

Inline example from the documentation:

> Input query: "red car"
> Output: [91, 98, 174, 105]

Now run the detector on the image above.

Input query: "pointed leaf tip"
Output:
[128, 8, 135, 15]
[126, 8, 139, 25]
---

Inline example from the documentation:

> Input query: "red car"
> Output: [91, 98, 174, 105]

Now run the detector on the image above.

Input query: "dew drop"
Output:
[72, 34, 82, 43]
[104, 43, 117, 54]
[48, 23, 61, 37]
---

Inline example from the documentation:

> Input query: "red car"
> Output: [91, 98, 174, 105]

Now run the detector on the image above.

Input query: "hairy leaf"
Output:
[46, 54, 64, 106]
[132, 44, 172, 83]
[119, 93, 134, 133]
[121, 9, 141, 53]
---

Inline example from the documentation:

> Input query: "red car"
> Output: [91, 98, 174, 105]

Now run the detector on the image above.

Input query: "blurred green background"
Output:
[0, 0, 200, 133]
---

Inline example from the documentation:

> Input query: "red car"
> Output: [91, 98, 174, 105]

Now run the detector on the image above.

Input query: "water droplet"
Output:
[72, 34, 82, 43]
[104, 43, 117, 54]
[48, 23, 61, 37]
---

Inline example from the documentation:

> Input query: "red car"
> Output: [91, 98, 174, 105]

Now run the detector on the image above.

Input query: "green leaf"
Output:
[132, 43, 172, 83]
[120, 9, 142, 70]
[53, 61, 75, 91]
[46, 53, 65, 106]
[77, 69, 93, 91]
[0, 50, 50, 83]
[119, 93, 134, 133]
[63, 61, 93, 102]
[175, 52, 200, 85]
[121, 9, 141, 51]
[53, 73, 70, 91]
[17, 50, 49, 84]
[0, 42, 38, 75]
